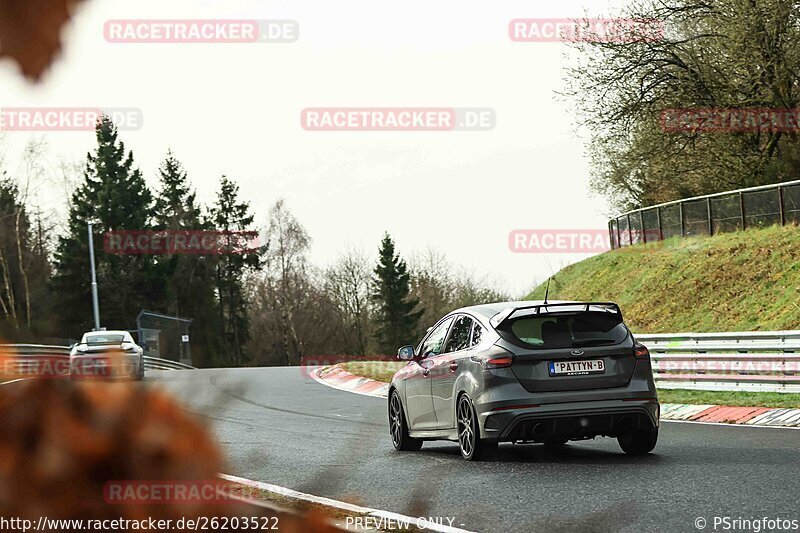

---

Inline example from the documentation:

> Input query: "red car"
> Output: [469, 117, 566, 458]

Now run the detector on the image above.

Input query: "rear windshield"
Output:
[503, 312, 628, 349]
[84, 334, 126, 345]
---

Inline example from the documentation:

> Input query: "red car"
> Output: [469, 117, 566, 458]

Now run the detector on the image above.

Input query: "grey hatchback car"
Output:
[388, 301, 659, 460]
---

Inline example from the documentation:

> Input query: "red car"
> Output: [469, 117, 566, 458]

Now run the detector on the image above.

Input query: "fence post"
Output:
[678, 202, 685, 237]
[706, 197, 713, 236]
[739, 191, 746, 230]
[616, 217, 622, 248]
[639, 210, 646, 243]
[608, 220, 615, 250]
[626, 214, 633, 245]
[656, 206, 663, 240]
[778, 186, 786, 226]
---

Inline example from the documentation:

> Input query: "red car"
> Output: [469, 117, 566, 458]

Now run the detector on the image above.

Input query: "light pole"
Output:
[87, 222, 101, 331]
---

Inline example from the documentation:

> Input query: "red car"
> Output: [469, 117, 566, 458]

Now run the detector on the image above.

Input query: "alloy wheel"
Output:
[390, 393, 403, 448]
[457, 395, 475, 457]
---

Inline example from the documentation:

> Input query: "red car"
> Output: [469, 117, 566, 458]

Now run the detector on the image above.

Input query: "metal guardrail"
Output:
[608, 179, 800, 249]
[635, 331, 800, 393]
[0, 344, 195, 375]
[143, 356, 195, 371]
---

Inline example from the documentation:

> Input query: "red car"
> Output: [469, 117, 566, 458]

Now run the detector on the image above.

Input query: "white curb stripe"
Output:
[663, 419, 800, 430]
[220, 474, 475, 533]
[309, 367, 389, 398]
[0, 378, 28, 387]
[661, 404, 715, 420]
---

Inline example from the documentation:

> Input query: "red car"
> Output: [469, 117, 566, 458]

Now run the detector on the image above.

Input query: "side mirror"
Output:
[397, 345, 416, 360]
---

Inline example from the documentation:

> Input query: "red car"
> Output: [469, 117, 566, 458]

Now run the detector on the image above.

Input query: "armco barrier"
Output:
[0, 344, 195, 376]
[637, 331, 800, 393]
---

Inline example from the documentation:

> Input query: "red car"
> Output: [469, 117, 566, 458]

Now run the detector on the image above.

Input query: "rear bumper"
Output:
[483, 400, 659, 442]
[69, 355, 142, 379]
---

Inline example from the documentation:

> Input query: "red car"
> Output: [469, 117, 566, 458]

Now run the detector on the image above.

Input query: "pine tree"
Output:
[52, 116, 161, 335]
[152, 151, 223, 366]
[210, 176, 262, 365]
[153, 150, 202, 229]
[372, 233, 422, 354]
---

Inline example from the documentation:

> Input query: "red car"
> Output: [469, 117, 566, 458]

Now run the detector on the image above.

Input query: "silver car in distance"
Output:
[69, 330, 145, 381]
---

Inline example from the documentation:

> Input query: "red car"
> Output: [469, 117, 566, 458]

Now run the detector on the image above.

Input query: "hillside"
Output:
[525, 224, 800, 333]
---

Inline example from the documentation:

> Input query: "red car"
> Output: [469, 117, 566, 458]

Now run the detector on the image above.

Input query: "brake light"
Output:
[486, 354, 514, 368]
[473, 347, 514, 369]
[634, 343, 649, 359]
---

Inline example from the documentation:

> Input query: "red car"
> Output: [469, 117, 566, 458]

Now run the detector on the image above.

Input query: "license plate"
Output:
[548, 359, 605, 376]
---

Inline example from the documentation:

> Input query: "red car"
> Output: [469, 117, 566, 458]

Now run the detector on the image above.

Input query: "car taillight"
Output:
[472, 347, 514, 369]
[634, 343, 650, 359]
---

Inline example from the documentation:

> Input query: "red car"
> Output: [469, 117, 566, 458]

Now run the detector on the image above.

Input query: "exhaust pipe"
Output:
[531, 422, 547, 438]
[617, 416, 632, 431]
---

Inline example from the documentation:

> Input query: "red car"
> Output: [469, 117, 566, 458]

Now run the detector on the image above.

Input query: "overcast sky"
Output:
[0, 0, 624, 296]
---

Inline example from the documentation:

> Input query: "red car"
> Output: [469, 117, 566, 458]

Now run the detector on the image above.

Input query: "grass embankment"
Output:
[339, 362, 800, 408]
[526, 224, 800, 333]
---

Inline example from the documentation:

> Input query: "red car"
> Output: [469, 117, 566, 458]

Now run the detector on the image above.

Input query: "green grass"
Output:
[340, 361, 800, 408]
[526, 224, 800, 333]
[339, 361, 405, 383]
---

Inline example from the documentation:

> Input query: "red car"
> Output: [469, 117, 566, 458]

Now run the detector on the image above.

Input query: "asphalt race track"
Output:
[150, 368, 800, 533]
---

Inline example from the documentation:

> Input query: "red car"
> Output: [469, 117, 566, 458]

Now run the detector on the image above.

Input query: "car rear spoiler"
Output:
[490, 302, 623, 329]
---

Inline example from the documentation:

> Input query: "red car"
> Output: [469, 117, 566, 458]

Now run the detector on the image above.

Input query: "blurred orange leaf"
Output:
[0, 0, 86, 81]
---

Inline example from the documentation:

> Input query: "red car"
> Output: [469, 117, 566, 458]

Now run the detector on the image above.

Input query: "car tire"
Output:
[389, 391, 422, 452]
[457, 394, 495, 461]
[618, 427, 658, 455]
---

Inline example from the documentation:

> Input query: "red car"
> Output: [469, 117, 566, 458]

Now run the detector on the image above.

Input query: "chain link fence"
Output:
[609, 180, 800, 249]
[136, 310, 193, 366]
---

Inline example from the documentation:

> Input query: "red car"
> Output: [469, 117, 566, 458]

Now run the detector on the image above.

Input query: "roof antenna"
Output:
[543, 276, 553, 304]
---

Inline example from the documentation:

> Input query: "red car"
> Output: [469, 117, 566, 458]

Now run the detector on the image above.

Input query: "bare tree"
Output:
[563, 0, 800, 209]
[325, 248, 372, 355]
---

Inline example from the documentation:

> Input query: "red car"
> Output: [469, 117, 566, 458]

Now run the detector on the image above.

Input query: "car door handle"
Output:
[449, 362, 458, 372]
